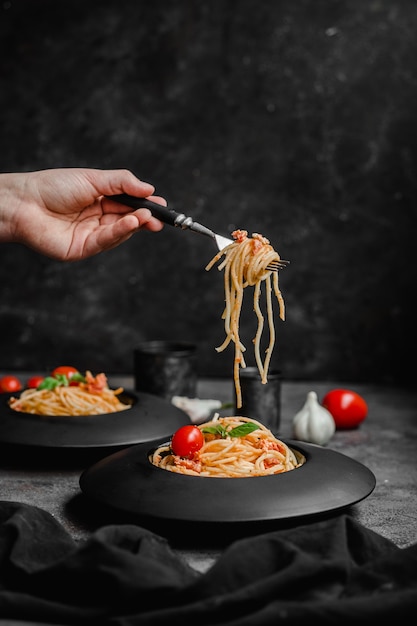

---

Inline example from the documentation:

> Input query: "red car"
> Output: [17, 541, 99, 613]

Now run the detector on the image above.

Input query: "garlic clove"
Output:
[292, 391, 336, 445]
[171, 396, 222, 424]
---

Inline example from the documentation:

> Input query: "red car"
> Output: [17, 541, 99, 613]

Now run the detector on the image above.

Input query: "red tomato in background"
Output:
[0, 375, 23, 393]
[321, 389, 368, 429]
[26, 375, 45, 389]
[51, 366, 81, 385]
[171, 425, 204, 458]
[51, 365, 79, 379]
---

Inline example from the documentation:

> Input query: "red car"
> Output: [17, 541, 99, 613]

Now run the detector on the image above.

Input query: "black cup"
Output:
[235, 366, 282, 433]
[134, 341, 197, 401]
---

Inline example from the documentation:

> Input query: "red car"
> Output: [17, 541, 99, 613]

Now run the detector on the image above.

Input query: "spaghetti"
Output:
[8, 371, 131, 416]
[150, 415, 304, 478]
[205, 230, 285, 408]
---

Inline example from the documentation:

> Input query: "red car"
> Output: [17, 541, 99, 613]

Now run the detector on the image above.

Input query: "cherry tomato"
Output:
[0, 375, 23, 393]
[51, 365, 79, 379]
[171, 425, 204, 458]
[321, 389, 368, 429]
[26, 375, 45, 389]
[51, 365, 83, 385]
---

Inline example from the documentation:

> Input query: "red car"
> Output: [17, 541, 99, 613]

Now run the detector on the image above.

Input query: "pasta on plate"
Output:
[150, 415, 305, 478]
[8, 371, 131, 416]
[205, 229, 286, 409]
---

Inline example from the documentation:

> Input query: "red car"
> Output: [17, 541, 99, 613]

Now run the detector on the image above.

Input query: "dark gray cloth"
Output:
[0, 501, 416, 625]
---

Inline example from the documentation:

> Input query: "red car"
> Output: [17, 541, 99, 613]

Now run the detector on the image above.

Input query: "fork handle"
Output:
[107, 194, 180, 227]
[107, 193, 216, 239]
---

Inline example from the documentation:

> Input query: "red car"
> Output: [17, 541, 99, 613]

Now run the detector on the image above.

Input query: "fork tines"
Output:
[267, 259, 290, 271]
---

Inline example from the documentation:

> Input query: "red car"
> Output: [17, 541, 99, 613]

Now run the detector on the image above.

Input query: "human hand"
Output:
[0, 168, 165, 261]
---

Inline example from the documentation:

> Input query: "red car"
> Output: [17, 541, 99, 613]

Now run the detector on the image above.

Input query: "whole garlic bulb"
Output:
[292, 391, 335, 445]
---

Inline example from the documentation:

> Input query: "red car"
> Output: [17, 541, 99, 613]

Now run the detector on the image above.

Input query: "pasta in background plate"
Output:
[8, 370, 131, 416]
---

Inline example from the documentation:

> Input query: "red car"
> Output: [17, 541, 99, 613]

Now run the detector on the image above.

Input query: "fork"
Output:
[107, 194, 289, 271]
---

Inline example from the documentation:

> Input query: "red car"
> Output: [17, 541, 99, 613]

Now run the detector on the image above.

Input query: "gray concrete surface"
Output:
[0, 377, 416, 573]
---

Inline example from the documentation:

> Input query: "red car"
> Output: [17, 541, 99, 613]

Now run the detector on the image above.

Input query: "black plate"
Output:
[0, 391, 190, 448]
[79, 440, 376, 523]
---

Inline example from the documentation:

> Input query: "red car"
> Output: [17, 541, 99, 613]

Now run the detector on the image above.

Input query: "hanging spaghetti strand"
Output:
[206, 230, 285, 408]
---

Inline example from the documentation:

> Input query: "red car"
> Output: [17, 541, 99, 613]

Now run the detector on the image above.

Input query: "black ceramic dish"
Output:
[0, 390, 190, 448]
[79, 439, 376, 524]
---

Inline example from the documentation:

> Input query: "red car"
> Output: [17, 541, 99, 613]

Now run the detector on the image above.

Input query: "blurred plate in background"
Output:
[0, 390, 190, 448]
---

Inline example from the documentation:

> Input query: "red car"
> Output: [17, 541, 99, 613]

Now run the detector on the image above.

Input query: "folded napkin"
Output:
[0, 501, 416, 625]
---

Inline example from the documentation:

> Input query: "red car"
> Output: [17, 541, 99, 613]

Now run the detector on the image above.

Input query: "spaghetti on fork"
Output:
[206, 229, 285, 409]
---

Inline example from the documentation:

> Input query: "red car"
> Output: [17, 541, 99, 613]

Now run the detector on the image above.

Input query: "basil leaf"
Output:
[228, 423, 260, 437]
[37, 376, 62, 390]
[201, 422, 260, 438]
[70, 372, 86, 383]
[36, 372, 78, 390]
[201, 424, 228, 438]
[54, 373, 69, 386]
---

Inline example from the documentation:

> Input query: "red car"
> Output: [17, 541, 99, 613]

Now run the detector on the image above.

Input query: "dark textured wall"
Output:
[0, 0, 416, 386]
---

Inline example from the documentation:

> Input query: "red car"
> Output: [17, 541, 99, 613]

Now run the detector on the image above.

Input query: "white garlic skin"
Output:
[292, 391, 336, 445]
